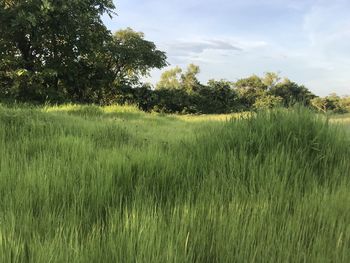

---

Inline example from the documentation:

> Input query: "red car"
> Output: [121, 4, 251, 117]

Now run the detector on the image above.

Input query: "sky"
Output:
[103, 0, 350, 96]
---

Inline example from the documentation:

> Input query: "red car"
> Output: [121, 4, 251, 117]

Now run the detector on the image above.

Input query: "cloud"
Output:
[164, 37, 270, 64]
[167, 39, 242, 57]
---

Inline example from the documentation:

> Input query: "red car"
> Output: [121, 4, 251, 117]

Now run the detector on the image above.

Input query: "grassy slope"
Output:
[0, 104, 349, 262]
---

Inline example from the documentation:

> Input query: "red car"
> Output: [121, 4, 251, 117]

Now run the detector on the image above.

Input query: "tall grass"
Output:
[0, 104, 349, 262]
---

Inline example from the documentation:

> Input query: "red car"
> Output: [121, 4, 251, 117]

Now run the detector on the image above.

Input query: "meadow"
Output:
[0, 104, 349, 262]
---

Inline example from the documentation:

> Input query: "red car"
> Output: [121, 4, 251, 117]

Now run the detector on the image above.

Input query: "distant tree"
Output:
[180, 64, 201, 93]
[154, 66, 241, 113]
[311, 93, 348, 113]
[153, 88, 191, 113]
[234, 75, 268, 109]
[310, 97, 332, 113]
[156, 64, 201, 92]
[327, 93, 349, 113]
[155, 64, 202, 113]
[262, 72, 281, 89]
[200, 79, 238, 113]
[269, 78, 315, 106]
[156, 67, 183, 90]
[235, 75, 267, 91]
[341, 95, 350, 112]
[110, 28, 168, 85]
[253, 95, 283, 110]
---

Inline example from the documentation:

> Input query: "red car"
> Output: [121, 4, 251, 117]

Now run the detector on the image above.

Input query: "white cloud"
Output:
[167, 39, 242, 56]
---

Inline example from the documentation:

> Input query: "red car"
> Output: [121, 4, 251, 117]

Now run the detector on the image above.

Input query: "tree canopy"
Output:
[0, 0, 116, 101]
[110, 28, 168, 85]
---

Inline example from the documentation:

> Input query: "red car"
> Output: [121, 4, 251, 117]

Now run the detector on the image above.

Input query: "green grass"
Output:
[330, 113, 350, 132]
[0, 104, 349, 262]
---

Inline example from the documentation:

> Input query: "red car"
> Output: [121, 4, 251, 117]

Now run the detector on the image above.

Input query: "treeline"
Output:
[107, 66, 350, 114]
[117, 67, 314, 113]
[1, 1, 349, 114]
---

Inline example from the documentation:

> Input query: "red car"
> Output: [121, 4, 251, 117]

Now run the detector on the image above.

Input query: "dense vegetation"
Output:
[130, 68, 317, 113]
[1, 1, 349, 114]
[0, 104, 349, 262]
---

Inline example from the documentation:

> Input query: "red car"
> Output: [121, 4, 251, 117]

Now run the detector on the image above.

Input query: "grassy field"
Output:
[330, 113, 350, 130]
[0, 104, 349, 262]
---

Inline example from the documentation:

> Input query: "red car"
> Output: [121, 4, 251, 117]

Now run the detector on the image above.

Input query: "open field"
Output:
[0, 104, 349, 262]
[330, 113, 350, 130]
[329, 114, 350, 139]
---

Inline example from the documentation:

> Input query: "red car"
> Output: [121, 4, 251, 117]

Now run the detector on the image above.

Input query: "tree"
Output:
[262, 72, 281, 89]
[310, 97, 330, 113]
[311, 93, 349, 113]
[0, 0, 116, 102]
[340, 95, 350, 112]
[235, 75, 267, 91]
[156, 67, 182, 90]
[153, 88, 191, 113]
[269, 78, 315, 106]
[234, 75, 267, 109]
[154, 66, 242, 113]
[180, 64, 201, 93]
[110, 28, 168, 85]
[253, 95, 283, 110]
[199, 79, 238, 113]
[156, 64, 201, 92]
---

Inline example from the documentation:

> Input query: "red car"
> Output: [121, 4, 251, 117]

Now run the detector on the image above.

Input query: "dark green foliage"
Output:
[152, 83, 239, 114]
[195, 80, 238, 113]
[153, 88, 192, 113]
[0, 0, 117, 102]
[269, 79, 316, 106]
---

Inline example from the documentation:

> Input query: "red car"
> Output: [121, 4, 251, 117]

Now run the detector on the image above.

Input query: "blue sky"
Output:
[103, 0, 350, 96]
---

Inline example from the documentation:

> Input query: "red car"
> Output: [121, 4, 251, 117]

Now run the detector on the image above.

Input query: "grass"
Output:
[0, 104, 349, 262]
[330, 113, 350, 132]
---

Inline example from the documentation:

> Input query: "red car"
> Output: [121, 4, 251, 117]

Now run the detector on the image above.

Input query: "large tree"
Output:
[0, 0, 116, 102]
